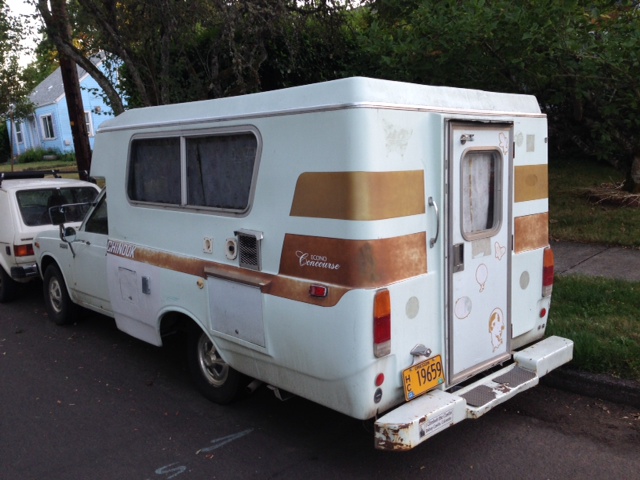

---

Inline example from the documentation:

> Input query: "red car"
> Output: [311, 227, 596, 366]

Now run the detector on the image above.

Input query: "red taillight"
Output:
[373, 289, 391, 358]
[542, 247, 554, 297]
[309, 284, 328, 298]
[14, 244, 34, 257]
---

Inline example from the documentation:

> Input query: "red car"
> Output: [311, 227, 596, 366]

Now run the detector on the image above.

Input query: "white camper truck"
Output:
[34, 77, 573, 450]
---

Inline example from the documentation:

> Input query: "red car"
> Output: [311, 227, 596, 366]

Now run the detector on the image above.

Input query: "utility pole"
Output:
[50, 0, 92, 180]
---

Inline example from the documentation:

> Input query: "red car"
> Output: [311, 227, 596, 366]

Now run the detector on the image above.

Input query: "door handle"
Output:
[428, 197, 439, 248]
[453, 243, 464, 272]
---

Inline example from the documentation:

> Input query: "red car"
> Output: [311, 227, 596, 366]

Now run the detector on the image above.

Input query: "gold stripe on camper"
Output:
[290, 171, 425, 220]
[514, 165, 548, 203]
[514, 213, 549, 253]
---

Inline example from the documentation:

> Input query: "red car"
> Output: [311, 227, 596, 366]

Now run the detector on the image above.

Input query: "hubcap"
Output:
[48, 277, 63, 314]
[197, 333, 228, 387]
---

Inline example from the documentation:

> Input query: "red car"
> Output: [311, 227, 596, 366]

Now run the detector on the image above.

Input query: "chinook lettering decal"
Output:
[107, 240, 137, 259]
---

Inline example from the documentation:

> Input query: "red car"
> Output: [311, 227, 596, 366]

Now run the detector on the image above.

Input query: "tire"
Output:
[43, 264, 78, 325]
[187, 327, 244, 404]
[0, 267, 18, 303]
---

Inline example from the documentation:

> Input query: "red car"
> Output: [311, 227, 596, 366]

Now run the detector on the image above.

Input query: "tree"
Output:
[35, 0, 359, 109]
[356, 0, 640, 192]
[0, 0, 34, 162]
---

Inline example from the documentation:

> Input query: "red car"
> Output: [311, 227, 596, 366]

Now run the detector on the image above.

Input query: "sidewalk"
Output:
[545, 240, 640, 408]
[552, 240, 640, 281]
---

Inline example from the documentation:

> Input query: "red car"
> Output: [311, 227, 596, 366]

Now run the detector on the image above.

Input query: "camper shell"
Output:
[34, 77, 572, 451]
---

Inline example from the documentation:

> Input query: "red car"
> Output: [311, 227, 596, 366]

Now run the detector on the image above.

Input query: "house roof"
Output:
[29, 55, 103, 108]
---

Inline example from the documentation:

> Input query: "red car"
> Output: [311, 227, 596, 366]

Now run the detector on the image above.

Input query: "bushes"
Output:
[16, 148, 75, 165]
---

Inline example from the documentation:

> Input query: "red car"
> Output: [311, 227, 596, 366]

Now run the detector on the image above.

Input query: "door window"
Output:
[84, 192, 108, 235]
[461, 150, 501, 239]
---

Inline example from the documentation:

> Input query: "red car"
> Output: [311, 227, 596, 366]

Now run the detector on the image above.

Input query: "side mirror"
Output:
[49, 206, 67, 226]
[61, 226, 77, 243]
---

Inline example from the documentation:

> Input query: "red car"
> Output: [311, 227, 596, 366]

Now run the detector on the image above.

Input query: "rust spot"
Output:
[279, 233, 427, 289]
[494, 384, 512, 395]
[514, 213, 549, 253]
[374, 423, 414, 451]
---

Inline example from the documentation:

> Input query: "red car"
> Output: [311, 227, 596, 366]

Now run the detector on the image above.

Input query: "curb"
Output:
[542, 366, 640, 409]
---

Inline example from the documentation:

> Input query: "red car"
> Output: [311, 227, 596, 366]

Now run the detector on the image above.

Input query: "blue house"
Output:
[8, 57, 117, 157]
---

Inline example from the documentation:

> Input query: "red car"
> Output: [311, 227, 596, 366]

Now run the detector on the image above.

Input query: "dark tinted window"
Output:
[186, 134, 257, 210]
[16, 187, 98, 226]
[128, 137, 181, 204]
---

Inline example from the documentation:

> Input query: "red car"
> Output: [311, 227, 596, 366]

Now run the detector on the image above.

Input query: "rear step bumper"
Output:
[374, 336, 574, 451]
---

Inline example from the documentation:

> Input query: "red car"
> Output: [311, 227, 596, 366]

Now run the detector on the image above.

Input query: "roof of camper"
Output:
[98, 77, 542, 132]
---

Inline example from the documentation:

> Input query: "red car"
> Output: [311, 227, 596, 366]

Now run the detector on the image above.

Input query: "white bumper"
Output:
[374, 336, 574, 451]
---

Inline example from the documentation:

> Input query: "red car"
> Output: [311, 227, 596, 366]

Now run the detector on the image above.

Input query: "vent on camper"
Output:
[234, 229, 263, 271]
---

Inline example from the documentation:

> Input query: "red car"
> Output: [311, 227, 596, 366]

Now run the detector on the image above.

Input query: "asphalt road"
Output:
[1, 284, 639, 480]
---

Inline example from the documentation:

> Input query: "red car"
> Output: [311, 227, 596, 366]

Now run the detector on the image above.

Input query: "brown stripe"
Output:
[278, 233, 428, 289]
[110, 233, 427, 308]
[514, 213, 549, 253]
[514, 165, 548, 202]
[290, 171, 425, 220]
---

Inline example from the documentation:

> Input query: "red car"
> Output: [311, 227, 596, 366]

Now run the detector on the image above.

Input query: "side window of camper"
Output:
[128, 138, 181, 204]
[186, 134, 257, 210]
[127, 131, 258, 213]
[461, 150, 501, 239]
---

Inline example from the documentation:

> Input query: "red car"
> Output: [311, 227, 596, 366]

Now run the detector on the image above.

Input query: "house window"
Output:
[41, 114, 55, 140]
[15, 122, 23, 144]
[84, 111, 94, 137]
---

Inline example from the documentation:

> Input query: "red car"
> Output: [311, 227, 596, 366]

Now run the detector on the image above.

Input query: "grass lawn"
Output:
[0, 159, 78, 173]
[549, 157, 640, 247]
[548, 157, 640, 381]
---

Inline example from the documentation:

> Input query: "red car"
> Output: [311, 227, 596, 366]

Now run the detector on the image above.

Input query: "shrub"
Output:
[17, 148, 67, 164]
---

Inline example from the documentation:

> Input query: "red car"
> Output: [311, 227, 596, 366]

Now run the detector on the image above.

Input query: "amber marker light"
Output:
[542, 247, 554, 297]
[373, 289, 391, 358]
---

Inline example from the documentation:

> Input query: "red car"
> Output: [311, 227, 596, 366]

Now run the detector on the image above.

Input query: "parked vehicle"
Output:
[0, 171, 100, 302]
[34, 77, 573, 450]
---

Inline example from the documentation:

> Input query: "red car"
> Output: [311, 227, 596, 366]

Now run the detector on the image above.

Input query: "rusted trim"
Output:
[514, 165, 548, 203]
[290, 171, 426, 220]
[279, 233, 428, 288]
[514, 213, 549, 253]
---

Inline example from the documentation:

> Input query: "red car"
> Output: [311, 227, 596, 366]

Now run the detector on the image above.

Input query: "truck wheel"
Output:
[43, 265, 77, 325]
[0, 267, 18, 303]
[187, 328, 244, 404]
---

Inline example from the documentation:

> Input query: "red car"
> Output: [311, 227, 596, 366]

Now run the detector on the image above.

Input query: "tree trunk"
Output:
[49, 0, 92, 179]
[37, 0, 126, 115]
[624, 153, 640, 194]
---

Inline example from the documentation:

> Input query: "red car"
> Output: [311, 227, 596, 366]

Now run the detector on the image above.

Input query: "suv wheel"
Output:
[0, 267, 18, 303]
[43, 264, 77, 325]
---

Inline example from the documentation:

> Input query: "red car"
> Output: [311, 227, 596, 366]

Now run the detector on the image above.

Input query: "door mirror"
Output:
[61, 226, 77, 243]
[49, 205, 67, 225]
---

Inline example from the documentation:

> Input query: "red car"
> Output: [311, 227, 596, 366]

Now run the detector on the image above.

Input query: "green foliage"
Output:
[15, 147, 73, 165]
[0, 1, 34, 121]
[548, 276, 640, 381]
[357, 0, 640, 188]
[0, 122, 9, 162]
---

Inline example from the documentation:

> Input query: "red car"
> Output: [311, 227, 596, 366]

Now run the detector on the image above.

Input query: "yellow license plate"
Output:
[402, 355, 445, 401]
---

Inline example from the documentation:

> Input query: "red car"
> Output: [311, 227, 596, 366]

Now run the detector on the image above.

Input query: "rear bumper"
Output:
[374, 335, 574, 451]
[11, 263, 39, 280]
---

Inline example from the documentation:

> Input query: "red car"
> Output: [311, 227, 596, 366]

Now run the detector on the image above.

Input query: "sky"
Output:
[6, 0, 39, 66]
